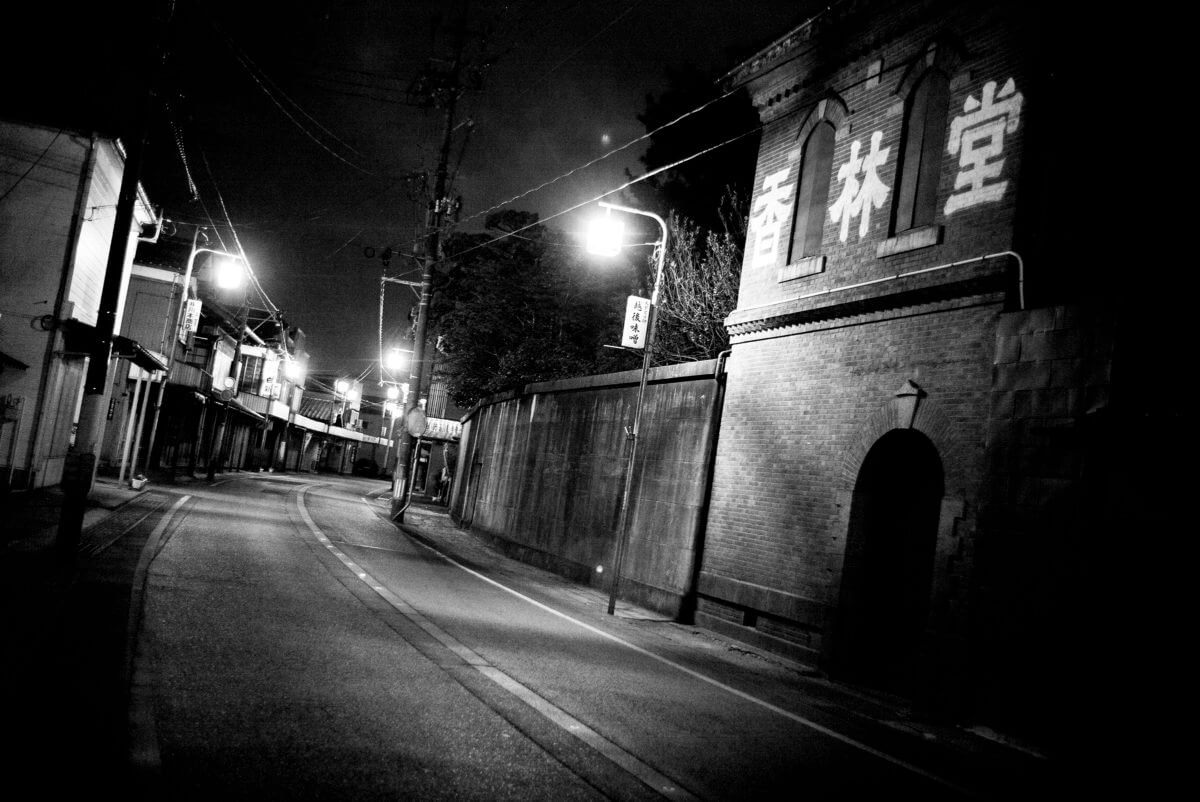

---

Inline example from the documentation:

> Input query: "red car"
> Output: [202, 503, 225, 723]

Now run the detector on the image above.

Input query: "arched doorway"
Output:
[832, 428, 944, 696]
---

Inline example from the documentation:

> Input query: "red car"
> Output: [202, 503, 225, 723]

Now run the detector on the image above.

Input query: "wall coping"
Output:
[462, 358, 722, 423]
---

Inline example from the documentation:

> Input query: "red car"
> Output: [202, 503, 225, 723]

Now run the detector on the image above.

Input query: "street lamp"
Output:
[385, 346, 411, 374]
[334, 379, 357, 427]
[200, 245, 249, 482]
[382, 384, 402, 473]
[277, 357, 305, 472]
[332, 379, 359, 474]
[586, 201, 668, 615]
[148, 229, 248, 480]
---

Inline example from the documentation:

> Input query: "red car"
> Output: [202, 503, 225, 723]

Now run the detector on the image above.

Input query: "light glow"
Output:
[586, 214, 625, 257]
[386, 347, 409, 372]
[214, 256, 245, 290]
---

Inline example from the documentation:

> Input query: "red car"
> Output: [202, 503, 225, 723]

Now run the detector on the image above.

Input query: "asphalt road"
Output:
[129, 473, 1054, 800]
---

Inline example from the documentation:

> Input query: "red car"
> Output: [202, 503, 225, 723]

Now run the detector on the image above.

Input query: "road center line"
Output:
[296, 488, 698, 802]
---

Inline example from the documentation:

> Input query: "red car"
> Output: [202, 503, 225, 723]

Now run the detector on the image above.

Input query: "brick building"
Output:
[693, 0, 1147, 749]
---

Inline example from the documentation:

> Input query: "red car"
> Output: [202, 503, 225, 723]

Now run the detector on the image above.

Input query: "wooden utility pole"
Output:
[391, 9, 482, 520]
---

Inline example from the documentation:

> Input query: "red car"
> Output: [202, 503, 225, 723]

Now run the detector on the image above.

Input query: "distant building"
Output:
[696, 0, 1137, 745]
[107, 232, 382, 481]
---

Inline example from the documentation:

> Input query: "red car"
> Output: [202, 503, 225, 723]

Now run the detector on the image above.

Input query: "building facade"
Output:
[1, 119, 157, 489]
[695, 0, 1117, 745]
[101, 232, 386, 483]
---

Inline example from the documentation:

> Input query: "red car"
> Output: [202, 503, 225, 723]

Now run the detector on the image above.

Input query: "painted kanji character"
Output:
[829, 131, 891, 241]
[749, 168, 793, 268]
[944, 78, 1023, 215]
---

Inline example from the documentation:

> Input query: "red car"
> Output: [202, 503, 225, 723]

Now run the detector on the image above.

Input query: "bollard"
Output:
[56, 452, 95, 564]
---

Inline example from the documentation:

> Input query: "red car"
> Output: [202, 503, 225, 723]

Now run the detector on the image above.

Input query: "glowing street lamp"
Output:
[214, 255, 246, 289]
[385, 346, 411, 374]
[334, 379, 357, 427]
[150, 230, 250, 480]
[382, 385, 403, 472]
[585, 201, 668, 615]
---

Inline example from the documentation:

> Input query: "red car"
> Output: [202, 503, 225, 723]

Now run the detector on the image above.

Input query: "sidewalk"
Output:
[1, 472, 180, 795]
[3, 474, 148, 557]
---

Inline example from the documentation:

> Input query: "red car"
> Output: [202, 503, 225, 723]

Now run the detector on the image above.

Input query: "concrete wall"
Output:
[451, 359, 725, 616]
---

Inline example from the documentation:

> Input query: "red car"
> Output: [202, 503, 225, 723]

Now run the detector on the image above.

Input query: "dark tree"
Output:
[624, 64, 761, 232]
[619, 66, 757, 365]
[430, 211, 634, 408]
[650, 191, 746, 364]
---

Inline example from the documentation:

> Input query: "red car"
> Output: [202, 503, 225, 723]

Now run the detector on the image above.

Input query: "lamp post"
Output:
[150, 228, 247, 480]
[335, 379, 352, 426]
[586, 201, 669, 615]
[204, 254, 249, 481]
[207, 374, 237, 481]
[382, 385, 401, 473]
[278, 358, 303, 472]
[334, 379, 359, 474]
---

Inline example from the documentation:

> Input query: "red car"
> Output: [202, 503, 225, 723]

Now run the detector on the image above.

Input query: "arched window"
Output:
[893, 69, 950, 232]
[788, 121, 835, 261]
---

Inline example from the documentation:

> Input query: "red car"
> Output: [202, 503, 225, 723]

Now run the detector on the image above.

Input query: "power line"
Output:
[0, 129, 61, 204]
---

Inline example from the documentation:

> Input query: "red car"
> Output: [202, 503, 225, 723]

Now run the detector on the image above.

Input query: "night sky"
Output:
[5, 0, 816, 376]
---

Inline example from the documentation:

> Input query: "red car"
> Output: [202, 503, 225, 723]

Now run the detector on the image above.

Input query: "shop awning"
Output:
[230, 397, 266, 421]
[58, 319, 167, 373]
[112, 335, 168, 373]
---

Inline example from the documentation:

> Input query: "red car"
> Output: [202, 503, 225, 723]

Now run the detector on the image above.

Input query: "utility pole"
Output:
[74, 2, 176, 474]
[391, 7, 483, 520]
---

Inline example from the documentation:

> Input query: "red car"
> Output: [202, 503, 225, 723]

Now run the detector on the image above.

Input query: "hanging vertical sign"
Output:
[180, 299, 202, 342]
[621, 296, 651, 349]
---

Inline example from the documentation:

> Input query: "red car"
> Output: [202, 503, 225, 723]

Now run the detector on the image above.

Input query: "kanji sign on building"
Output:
[180, 298, 202, 342]
[944, 77, 1023, 215]
[749, 168, 793, 268]
[829, 131, 891, 242]
[621, 295, 651, 348]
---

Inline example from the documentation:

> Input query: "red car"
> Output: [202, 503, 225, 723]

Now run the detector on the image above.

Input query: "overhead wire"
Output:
[198, 149, 281, 319]
[445, 122, 764, 265]
[203, 10, 378, 176]
[515, 0, 645, 93]
[0, 129, 62, 204]
[382, 0, 869, 269]
[436, 5, 923, 268]
[164, 0, 848, 371]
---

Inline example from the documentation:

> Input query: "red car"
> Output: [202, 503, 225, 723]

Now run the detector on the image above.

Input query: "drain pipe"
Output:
[735, 250, 1027, 313]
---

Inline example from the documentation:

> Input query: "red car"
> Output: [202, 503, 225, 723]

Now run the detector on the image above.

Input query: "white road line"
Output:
[400, 521, 972, 794]
[297, 488, 698, 801]
[303, 489, 969, 797]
